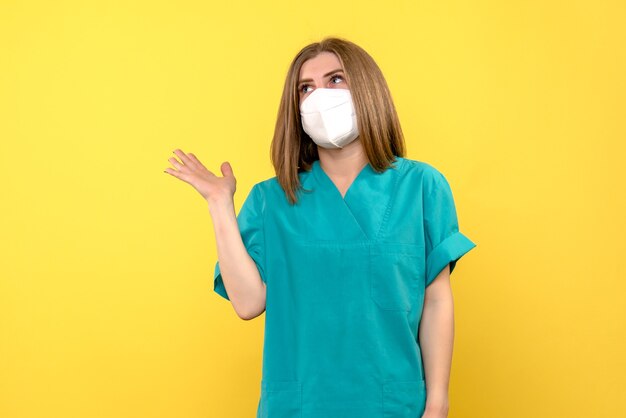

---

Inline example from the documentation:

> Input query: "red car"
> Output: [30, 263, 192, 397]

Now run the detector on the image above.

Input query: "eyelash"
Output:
[300, 74, 344, 93]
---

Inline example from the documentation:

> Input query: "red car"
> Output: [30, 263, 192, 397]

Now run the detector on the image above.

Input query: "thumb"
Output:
[220, 161, 234, 178]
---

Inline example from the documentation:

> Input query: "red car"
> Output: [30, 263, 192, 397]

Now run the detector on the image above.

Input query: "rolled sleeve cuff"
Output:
[213, 261, 230, 301]
[425, 231, 477, 287]
[213, 258, 267, 301]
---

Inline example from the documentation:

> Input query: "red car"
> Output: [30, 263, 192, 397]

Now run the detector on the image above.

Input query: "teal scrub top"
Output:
[213, 156, 477, 418]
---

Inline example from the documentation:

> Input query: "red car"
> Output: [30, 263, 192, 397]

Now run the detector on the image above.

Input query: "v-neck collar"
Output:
[311, 158, 373, 201]
[307, 157, 403, 241]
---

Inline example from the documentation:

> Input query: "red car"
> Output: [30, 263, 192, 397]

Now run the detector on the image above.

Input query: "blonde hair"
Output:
[270, 37, 406, 205]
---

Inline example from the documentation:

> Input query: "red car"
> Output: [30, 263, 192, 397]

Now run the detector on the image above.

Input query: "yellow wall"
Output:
[1, 1, 624, 417]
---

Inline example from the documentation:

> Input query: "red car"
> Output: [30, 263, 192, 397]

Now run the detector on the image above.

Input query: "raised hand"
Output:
[164, 149, 236, 204]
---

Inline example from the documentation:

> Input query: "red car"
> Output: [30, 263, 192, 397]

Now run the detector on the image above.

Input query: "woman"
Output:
[164, 37, 476, 418]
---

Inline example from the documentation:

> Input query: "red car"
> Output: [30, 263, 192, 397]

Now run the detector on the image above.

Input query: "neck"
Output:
[317, 139, 368, 179]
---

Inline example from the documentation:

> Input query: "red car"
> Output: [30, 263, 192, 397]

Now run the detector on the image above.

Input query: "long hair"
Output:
[270, 37, 406, 205]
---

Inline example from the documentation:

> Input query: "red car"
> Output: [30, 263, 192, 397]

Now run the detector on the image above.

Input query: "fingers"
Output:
[220, 161, 234, 178]
[188, 152, 209, 170]
[165, 149, 193, 181]
[173, 149, 196, 169]
[163, 167, 185, 180]
[163, 149, 220, 181]
[168, 156, 183, 170]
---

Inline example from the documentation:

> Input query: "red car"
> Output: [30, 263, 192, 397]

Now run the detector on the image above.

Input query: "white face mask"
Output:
[299, 88, 360, 149]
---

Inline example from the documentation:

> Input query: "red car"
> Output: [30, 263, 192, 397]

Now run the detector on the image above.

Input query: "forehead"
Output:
[299, 51, 343, 79]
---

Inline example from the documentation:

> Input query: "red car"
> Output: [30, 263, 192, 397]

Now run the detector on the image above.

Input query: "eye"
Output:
[330, 74, 344, 84]
[300, 84, 313, 94]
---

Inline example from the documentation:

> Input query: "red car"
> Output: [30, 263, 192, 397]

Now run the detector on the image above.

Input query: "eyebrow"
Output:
[298, 69, 344, 85]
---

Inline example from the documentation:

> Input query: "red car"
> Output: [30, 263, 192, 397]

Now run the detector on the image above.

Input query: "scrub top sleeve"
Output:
[213, 183, 267, 301]
[423, 169, 477, 287]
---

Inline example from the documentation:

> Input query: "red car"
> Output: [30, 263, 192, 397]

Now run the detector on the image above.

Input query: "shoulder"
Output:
[395, 156, 450, 189]
[248, 175, 285, 207]
[252, 175, 280, 195]
[250, 168, 316, 203]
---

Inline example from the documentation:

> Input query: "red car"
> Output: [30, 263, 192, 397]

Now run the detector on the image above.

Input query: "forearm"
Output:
[419, 287, 454, 415]
[208, 199, 266, 319]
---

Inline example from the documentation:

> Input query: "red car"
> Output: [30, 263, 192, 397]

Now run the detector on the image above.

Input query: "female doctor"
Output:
[164, 37, 476, 418]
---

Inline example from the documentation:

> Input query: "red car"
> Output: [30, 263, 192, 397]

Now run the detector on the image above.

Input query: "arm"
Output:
[163, 149, 266, 321]
[419, 263, 453, 418]
[209, 198, 267, 320]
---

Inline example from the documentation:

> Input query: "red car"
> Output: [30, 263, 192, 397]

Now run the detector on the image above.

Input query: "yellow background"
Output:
[1, 1, 624, 417]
